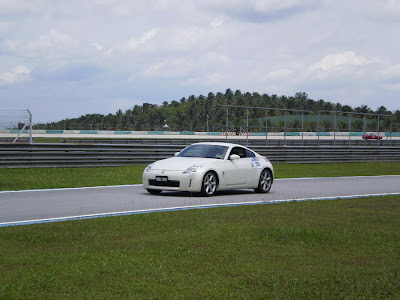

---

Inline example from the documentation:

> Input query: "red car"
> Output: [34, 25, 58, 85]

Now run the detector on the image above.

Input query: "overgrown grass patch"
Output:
[1, 162, 399, 191]
[1, 196, 399, 298]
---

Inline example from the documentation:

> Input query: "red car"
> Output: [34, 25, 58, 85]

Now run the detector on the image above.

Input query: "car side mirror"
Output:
[230, 154, 240, 160]
[174, 152, 179, 157]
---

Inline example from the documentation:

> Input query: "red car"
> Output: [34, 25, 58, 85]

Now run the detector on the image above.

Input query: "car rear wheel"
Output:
[147, 189, 162, 195]
[255, 169, 272, 193]
[200, 171, 217, 196]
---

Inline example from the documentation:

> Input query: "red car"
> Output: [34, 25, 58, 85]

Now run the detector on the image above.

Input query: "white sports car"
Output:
[142, 142, 274, 196]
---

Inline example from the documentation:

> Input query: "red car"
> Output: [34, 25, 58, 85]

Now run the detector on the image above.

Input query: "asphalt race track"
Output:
[1, 175, 400, 226]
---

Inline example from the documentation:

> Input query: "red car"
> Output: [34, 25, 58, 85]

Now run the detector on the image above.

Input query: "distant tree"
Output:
[342, 105, 353, 113]
[36, 90, 396, 133]
[234, 90, 242, 97]
[376, 106, 389, 115]
[225, 88, 233, 105]
[355, 105, 372, 114]
[170, 100, 179, 107]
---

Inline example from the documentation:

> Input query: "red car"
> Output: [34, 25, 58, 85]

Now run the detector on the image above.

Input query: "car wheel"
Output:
[200, 171, 217, 196]
[147, 189, 162, 195]
[255, 169, 272, 193]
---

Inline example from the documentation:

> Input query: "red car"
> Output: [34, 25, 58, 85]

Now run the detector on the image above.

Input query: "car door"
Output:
[224, 147, 256, 186]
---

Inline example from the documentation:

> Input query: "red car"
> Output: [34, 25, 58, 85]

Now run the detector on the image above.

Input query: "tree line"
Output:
[34, 90, 400, 132]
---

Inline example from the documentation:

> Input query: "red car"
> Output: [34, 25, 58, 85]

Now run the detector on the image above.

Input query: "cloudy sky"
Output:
[1, 0, 400, 123]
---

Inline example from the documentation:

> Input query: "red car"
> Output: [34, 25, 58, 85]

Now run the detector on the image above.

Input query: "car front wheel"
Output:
[255, 169, 272, 193]
[200, 171, 217, 196]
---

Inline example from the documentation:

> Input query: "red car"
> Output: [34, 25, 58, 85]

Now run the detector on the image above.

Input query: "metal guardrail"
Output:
[0, 138, 31, 143]
[59, 138, 400, 147]
[1, 143, 400, 168]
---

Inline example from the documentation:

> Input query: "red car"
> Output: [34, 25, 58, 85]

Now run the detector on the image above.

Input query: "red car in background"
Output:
[362, 134, 382, 140]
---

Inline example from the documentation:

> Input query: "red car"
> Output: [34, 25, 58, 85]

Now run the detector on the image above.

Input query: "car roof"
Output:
[191, 142, 247, 148]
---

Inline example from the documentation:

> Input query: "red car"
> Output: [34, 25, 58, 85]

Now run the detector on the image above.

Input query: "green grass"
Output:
[1, 196, 399, 298]
[275, 161, 400, 178]
[1, 162, 399, 191]
[0, 165, 145, 191]
[1, 163, 399, 297]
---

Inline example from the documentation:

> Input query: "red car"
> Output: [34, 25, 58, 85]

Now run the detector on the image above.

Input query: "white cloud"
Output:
[206, 52, 230, 64]
[381, 64, 400, 79]
[123, 29, 158, 51]
[252, 0, 320, 13]
[142, 58, 195, 78]
[105, 28, 159, 56]
[364, 0, 400, 21]
[99, 0, 174, 16]
[0, 0, 36, 16]
[210, 17, 224, 28]
[4, 29, 78, 58]
[140, 51, 230, 80]
[198, 0, 325, 22]
[308, 51, 379, 72]
[156, 24, 227, 55]
[383, 83, 400, 91]
[0, 21, 14, 33]
[90, 42, 104, 52]
[142, 61, 168, 77]
[0, 65, 31, 84]
[266, 68, 294, 80]
[180, 72, 233, 87]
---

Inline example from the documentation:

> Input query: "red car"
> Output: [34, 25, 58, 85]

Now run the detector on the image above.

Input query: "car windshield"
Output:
[177, 144, 228, 159]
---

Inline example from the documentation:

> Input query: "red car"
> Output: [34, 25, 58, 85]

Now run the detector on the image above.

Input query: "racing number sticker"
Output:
[252, 157, 262, 168]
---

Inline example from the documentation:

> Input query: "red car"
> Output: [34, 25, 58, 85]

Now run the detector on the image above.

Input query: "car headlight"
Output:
[145, 163, 154, 172]
[182, 165, 204, 174]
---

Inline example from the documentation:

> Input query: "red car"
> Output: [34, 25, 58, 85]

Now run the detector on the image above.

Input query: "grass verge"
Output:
[1, 196, 399, 298]
[1, 162, 399, 191]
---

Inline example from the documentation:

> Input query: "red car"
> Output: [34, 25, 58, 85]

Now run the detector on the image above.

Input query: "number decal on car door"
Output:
[252, 157, 262, 168]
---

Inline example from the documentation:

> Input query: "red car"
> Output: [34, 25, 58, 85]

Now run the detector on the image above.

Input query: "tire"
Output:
[255, 169, 272, 193]
[200, 171, 218, 196]
[147, 189, 162, 195]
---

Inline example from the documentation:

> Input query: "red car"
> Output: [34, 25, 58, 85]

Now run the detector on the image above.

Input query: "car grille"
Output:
[149, 179, 180, 187]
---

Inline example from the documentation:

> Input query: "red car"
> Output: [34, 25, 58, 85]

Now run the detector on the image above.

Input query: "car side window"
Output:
[246, 149, 255, 158]
[230, 147, 246, 158]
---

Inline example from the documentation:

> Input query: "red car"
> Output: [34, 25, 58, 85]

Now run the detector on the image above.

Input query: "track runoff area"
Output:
[1, 175, 400, 227]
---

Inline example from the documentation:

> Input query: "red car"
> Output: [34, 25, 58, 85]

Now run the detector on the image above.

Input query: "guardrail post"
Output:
[333, 112, 336, 146]
[246, 108, 249, 147]
[265, 109, 268, 146]
[301, 111, 304, 146]
[284, 110, 287, 146]
[377, 115, 381, 147]
[317, 111, 320, 146]
[28, 109, 33, 144]
[349, 114, 351, 146]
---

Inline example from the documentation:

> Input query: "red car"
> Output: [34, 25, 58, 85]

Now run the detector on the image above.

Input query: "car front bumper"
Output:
[142, 170, 204, 192]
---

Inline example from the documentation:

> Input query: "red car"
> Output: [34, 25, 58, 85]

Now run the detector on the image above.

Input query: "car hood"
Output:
[151, 157, 216, 171]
